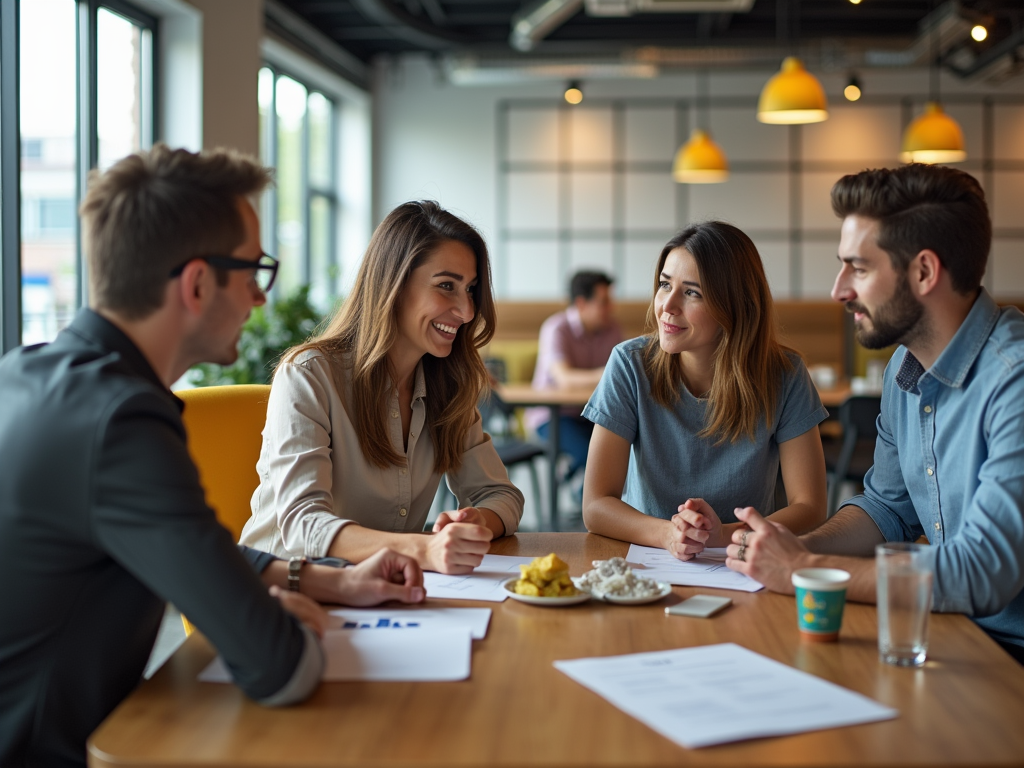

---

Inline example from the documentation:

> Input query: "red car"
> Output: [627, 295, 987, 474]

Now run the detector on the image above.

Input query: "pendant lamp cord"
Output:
[697, 69, 709, 132]
[929, 0, 940, 102]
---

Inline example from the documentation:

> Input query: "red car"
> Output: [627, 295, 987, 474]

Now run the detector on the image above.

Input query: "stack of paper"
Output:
[198, 607, 491, 683]
[626, 544, 763, 592]
[555, 643, 897, 748]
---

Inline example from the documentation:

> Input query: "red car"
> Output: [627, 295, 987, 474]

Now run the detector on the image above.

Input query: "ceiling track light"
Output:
[757, 57, 829, 124]
[971, 24, 987, 42]
[564, 80, 583, 104]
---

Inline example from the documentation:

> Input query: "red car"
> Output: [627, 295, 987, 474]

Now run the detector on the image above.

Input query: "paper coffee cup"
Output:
[792, 568, 851, 642]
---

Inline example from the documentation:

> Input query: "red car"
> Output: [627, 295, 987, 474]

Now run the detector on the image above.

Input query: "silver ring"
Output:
[737, 545, 747, 562]
[741, 530, 750, 547]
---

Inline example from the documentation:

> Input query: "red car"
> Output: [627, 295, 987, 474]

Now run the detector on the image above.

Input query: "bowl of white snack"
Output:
[573, 558, 673, 605]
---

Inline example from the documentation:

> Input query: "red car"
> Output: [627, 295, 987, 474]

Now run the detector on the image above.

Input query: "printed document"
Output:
[554, 643, 898, 748]
[328, 607, 491, 639]
[422, 554, 534, 601]
[626, 544, 764, 592]
[199, 626, 472, 682]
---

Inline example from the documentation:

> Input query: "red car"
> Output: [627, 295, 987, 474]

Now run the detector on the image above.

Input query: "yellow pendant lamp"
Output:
[673, 129, 729, 183]
[899, 102, 966, 164]
[757, 57, 829, 124]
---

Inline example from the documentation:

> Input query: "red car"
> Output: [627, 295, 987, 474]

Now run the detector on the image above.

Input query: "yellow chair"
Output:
[174, 384, 271, 634]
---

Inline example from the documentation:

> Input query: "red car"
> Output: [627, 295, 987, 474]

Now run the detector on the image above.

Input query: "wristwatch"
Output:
[288, 557, 307, 592]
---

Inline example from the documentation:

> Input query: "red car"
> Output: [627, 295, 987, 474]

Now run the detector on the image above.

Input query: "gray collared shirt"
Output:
[850, 290, 1024, 647]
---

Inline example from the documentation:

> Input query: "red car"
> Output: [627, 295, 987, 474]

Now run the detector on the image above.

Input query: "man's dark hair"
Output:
[570, 270, 614, 302]
[831, 164, 990, 295]
[80, 143, 273, 319]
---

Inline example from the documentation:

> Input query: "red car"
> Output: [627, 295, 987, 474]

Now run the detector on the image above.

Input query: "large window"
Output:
[16, 0, 155, 346]
[259, 65, 338, 312]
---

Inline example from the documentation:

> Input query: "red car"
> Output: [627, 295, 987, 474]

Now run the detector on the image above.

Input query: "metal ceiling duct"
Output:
[510, 0, 585, 52]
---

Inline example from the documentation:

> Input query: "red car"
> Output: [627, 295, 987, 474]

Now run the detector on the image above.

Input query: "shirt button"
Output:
[391, 410, 399, 418]
[399, 508, 408, 517]
[400, 468, 408, 476]
[924, 405, 932, 413]
[934, 521, 941, 531]
[927, 468, 934, 476]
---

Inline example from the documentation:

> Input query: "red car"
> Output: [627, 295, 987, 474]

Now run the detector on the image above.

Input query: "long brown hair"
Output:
[643, 221, 792, 444]
[284, 201, 496, 473]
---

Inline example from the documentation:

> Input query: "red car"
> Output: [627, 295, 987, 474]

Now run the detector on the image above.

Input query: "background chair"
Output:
[175, 384, 271, 634]
[434, 388, 546, 529]
[824, 395, 881, 516]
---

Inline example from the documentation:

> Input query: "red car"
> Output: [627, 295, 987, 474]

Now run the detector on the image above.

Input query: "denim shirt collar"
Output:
[895, 289, 1000, 393]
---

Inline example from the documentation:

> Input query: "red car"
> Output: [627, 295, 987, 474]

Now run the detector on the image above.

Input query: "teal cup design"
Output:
[791, 568, 851, 642]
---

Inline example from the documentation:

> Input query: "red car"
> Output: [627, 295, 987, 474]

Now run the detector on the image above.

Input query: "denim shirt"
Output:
[849, 290, 1024, 647]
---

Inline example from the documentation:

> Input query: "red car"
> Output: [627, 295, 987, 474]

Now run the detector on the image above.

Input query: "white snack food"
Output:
[576, 557, 660, 599]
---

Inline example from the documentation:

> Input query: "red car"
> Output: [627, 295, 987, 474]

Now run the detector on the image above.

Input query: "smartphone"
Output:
[665, 595, 732, 618]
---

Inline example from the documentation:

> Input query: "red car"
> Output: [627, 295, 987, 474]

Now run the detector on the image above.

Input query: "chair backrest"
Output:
[839, 395, 882, 441]
[176, 384, 271, 541]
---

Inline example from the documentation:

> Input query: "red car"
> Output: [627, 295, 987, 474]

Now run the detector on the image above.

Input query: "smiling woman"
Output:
[238, 201, 525, 574]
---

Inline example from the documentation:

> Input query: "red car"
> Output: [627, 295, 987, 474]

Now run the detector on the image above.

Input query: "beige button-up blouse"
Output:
[238, 349, 525, 559]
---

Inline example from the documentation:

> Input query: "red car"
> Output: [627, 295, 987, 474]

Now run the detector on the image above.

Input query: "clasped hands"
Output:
[666, 501, 812, 590]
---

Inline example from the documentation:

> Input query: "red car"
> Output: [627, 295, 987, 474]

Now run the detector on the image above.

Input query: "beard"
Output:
[848, 275, 925, 350]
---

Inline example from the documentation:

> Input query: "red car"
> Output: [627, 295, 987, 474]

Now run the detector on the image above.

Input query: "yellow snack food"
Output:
[513, 554, 579, 597]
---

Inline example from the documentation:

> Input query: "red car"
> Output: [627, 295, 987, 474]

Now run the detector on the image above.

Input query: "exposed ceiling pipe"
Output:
[510, 0, 584, 53]
[264, 0, 369, 87]
[348, 0, 473, 50]
[946, 25, 1024, 81]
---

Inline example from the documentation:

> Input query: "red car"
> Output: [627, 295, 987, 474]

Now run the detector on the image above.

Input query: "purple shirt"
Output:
[525, 305, 624, 431]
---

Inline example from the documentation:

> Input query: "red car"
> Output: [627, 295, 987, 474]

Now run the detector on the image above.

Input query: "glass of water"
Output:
[876, 542, 934, 667]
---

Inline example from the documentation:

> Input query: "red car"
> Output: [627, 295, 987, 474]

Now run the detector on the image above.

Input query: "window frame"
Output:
[0, 0, 158, 354]
[259, 61, 340, 305]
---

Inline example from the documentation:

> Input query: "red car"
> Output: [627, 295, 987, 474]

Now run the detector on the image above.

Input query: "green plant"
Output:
[187, 285, 325, 386]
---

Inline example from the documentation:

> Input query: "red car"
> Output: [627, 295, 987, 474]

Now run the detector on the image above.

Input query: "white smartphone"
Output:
[665, 595, 732, 618]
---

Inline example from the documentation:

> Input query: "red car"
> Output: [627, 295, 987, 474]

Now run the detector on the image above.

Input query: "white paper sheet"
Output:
[328, 607, 491, 639]
[626, 544, 764, 592]
[422, 554, 535, 601]
[199, 627, 472, 683]
[554, 643, 898, 748]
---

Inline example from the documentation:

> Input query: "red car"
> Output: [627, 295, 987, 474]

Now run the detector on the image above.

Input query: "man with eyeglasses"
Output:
[0, 144, 425, 768]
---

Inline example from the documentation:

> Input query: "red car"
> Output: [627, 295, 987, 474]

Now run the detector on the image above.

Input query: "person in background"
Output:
[583, 221, 828, 559]
[725, 165, 1024, 665]
[526, 270, 624, 490]
[0, 145, 425, 768]
[239, 201, 524, 575]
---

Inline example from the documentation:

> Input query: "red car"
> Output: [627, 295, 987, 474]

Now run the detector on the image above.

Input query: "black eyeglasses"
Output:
[168, 253, 279, 292]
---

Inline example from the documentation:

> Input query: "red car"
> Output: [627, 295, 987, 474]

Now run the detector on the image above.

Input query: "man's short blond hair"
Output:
[80, 144, 272, 319]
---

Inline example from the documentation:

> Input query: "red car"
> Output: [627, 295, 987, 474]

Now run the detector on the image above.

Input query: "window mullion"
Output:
[0, 0, 21, 353]
[75, 0, 99, 309]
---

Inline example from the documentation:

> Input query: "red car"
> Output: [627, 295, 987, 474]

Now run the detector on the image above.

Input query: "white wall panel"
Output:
[943, 102, 984, 162]
[507, 108, 559, 162]
[569, 171, 614, 231]
[801, 242, 842, 298]
[708, 107, 788, 162]
[624, 107, 675, 162]
[505, 240, 561, 298]
[689, 173, 789, 231]
[568, 239, 615, 278]
[802, 105, 902, 162]
[755, 241, 793, 299]
[992, 172, 1024, 229]
[507, 172, 558, 230]
[991, 240, 1024, 298]
[994, 105, 1024, 160]
[624, 172, 675, 230]
[623, 240, 662, 300]
[567, 106, 614, 162]
[802, 170, 859, 231]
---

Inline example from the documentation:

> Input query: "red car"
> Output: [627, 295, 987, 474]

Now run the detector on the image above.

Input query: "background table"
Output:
[90, 533, 1024, 768]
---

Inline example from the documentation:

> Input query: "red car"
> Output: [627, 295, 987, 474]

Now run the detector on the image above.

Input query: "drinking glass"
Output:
[876, 542, 933, 667]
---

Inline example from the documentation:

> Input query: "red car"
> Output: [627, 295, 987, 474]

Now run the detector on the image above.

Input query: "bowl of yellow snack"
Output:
[503, 554, 590, 606]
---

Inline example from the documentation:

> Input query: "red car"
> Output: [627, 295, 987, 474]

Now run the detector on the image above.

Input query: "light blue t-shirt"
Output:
[851, 290, 1024, 648]
[582, 337, 828, 523]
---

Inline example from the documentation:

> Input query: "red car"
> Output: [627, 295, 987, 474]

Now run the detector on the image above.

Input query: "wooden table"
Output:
[89, 533, 1024, 768]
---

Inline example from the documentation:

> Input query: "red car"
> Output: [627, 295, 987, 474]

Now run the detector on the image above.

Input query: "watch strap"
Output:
[288, 557, 306, 592]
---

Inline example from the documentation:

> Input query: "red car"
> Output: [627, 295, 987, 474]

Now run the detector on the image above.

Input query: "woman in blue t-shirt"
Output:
[582, 221, 828, 560]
